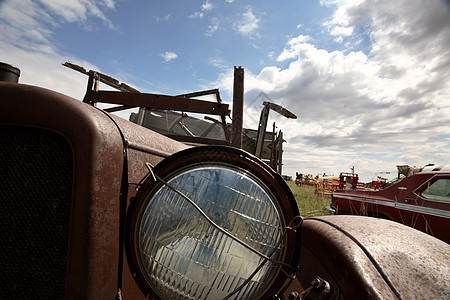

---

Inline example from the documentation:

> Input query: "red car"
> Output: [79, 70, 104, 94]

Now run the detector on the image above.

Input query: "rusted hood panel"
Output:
[1, 82, 125, 298]
[109, 114, 189, 191]
[111, 114, 189, 159]
[298, 215, 449, 299]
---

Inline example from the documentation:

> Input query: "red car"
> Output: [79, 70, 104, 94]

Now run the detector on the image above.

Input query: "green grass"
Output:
[286, 181, 332, 218]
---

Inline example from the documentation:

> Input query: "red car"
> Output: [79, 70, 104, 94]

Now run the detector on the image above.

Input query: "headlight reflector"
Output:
[127, 146, 301, 300]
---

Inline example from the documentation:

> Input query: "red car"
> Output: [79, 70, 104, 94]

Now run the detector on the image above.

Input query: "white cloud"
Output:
[234, 8, 260, 37]
[156, 14, 171, 22]
[208, 52, 229, 70]
[277, 35, 312, 61]
[322, 0, 364, 43]
[189, 1, 220, 35]
[103, 0, 115, 9]
[205, 17, 220, 36]
[202, 0, 214, 11]
[161, 51, 178, 62]
[0, 39, 95, 100]
[1, 0, 54, 49]
[38, 0, 116, 29]
[189, 0, 214, 19]
[0, 0, 115, 99]
[189, 11, 204, 19]
[0, 0, 116, 55]
[214, 0, 450, 181]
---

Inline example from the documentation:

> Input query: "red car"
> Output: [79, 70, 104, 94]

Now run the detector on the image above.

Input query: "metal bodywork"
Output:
[0, 82, 187, 299]
[330, 172, 450, 243]
[284, 215, 450, 299]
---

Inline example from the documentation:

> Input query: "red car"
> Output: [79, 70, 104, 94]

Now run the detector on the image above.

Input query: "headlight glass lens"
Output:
[136, 164, 285, 299]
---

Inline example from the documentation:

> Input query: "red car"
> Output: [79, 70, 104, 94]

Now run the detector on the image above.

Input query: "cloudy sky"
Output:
[1, 0, 449, 182]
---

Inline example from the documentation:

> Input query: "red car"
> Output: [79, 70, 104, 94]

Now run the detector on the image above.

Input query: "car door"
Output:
[400, 174, 450, 243]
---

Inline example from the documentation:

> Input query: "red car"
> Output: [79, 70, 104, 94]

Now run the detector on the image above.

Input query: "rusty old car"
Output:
[1, 63, 449, 299]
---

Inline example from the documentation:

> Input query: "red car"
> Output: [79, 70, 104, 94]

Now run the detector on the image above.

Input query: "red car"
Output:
[329, 168, 450, 243]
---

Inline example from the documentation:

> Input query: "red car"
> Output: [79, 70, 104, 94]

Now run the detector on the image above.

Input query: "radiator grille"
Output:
[0, 125, 73, 299]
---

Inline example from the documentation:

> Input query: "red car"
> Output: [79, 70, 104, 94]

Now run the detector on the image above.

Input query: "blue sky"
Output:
[46, 0, 336, 93]
[1, 0, 449, 182]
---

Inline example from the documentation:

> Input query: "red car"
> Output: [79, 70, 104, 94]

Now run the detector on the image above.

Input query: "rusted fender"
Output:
[285, 215, 449, 299]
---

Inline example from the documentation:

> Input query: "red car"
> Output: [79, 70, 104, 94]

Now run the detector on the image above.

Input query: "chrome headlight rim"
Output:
[126, 146, 301, 299]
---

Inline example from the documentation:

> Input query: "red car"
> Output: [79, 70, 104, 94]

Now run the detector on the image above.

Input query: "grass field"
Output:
[286, 181, 332, 218]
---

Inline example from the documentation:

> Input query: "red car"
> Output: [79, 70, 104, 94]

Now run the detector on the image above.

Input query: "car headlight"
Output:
[127, 146, 301, 299]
